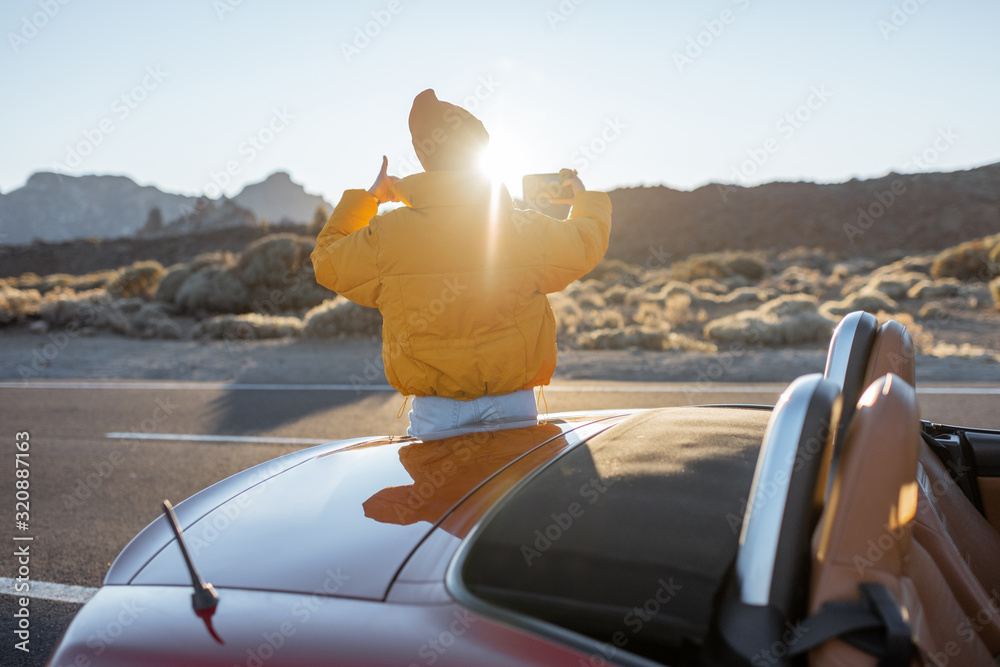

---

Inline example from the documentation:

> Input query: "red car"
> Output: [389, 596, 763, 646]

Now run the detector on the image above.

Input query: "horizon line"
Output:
[4, 156, 999, 202]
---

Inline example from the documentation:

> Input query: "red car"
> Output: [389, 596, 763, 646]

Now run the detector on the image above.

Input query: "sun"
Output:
[477, 133, 538, 198]
[477, 145, 512, 184]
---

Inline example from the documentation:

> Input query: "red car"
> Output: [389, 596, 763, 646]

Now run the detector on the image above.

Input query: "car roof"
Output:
[126, 415, 623, 600]
[456, 406, 773, 662]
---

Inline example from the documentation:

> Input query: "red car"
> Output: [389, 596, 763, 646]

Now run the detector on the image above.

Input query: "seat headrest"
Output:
[863, 320, 916, 389]
[811, 374, 920, 609]
[824, 311, 880, 398]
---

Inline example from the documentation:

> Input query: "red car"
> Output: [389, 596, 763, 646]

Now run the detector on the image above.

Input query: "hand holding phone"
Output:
[522, 169, 584, 205]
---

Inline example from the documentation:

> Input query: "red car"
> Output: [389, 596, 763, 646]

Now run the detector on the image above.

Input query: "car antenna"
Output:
[161, 499, 219, 612]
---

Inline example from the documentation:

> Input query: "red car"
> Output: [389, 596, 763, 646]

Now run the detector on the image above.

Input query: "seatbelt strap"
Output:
[789, 584, 913, 666]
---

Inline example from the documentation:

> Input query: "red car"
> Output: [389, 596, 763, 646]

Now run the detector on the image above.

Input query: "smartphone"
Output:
[522, 173, 574, 203]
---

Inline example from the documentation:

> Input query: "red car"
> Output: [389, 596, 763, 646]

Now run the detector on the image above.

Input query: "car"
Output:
[47, 311, 1000, 666]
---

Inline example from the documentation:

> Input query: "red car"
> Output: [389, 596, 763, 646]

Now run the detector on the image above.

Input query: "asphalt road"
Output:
[1, 380, 999, 666]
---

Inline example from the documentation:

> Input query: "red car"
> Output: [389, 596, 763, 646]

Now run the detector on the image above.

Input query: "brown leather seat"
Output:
[809, 375, 994, 666]
[913, 440, 1000, 654]
[860, 318, 1000, 655]
[862, 319, 915, 389]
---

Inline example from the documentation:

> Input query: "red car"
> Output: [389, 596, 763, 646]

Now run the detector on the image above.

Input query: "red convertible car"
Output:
[48, 312, 1000, 666]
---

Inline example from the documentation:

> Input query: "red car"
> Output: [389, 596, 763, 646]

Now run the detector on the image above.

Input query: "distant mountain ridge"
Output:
[2, 163, 997, 257]
[0, 171, 332, 245]
[603, 161, 1000, 263]
[232, 171, 330, 224]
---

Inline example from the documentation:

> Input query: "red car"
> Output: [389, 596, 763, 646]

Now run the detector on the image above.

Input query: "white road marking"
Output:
[0, 578, 97, 604]
[3, 380, 1000, 394]
[106, 432, 331, 445]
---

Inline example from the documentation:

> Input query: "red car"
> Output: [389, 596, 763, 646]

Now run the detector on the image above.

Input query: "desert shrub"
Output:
[583, 259, 643, 286]
[130, 302, 182, 339]
[585, 309, 625, 330]
[574, 326, 716, 352]
[775, 247, 834, 272]
[629, 301, 668, 328]
[990, 244, 1000, 272]
[265, 267, 336, 311]
[193, 313, 303, 340]
[820, 289, 897, 318]
[156, 252, 236, 306]
[632, 281, 697, 306]
[37, 289, 131, 335]
[235, 234, 314, 289]
[720, 274, 754, 291]
[716, 287, 773, 306]
[774, 267, 825, 296]
[602, 284, 628, 306]
[12, 273, 84, 294]
[13, 270, 118, 294]
[672, 251, 768, 282]
[71, 271, 119, 292]
[155, 264, 195, 303]
[725, 254, 769, 281]
[907, 278, 961, 300]
[930, 234, 1000, 281]
[175, 267, 249, 314]
[302, 297, 383, 338]
[563, 282, 606, 309]
[704, 294, 835, 346]
[189, 251, 236, 272]
[918, 301, 947, 321]
[926, 342, 999, 363]
[872, 255, 934, 277]
[107, 261, 165, 299]
[548, 292, 584, 338]
[863, 272, 926, 300]
[691, 279, 728, 295]
[671, 254, 725, 281]
[0, 285, 42, 324]
[665, 292, 692, 325]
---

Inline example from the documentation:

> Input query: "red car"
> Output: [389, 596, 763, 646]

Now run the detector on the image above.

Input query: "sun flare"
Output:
[477, 133, 540, 199]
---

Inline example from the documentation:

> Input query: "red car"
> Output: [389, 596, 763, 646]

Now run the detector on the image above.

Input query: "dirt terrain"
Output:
[1, 328, 996, 386]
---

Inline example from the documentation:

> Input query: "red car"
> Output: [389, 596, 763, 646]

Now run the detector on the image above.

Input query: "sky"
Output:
[2, 0, 999, 202]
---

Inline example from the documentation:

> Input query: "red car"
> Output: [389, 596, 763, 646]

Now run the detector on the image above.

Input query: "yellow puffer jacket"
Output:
[311, 170, 611, 399]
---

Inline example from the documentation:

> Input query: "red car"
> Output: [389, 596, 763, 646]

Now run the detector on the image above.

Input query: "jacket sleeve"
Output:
[310, 189, 382, 308]
[531, 191, 613, 294]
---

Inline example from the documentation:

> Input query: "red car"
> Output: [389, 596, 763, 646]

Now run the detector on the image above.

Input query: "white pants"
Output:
[406, 389, 539, 441]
